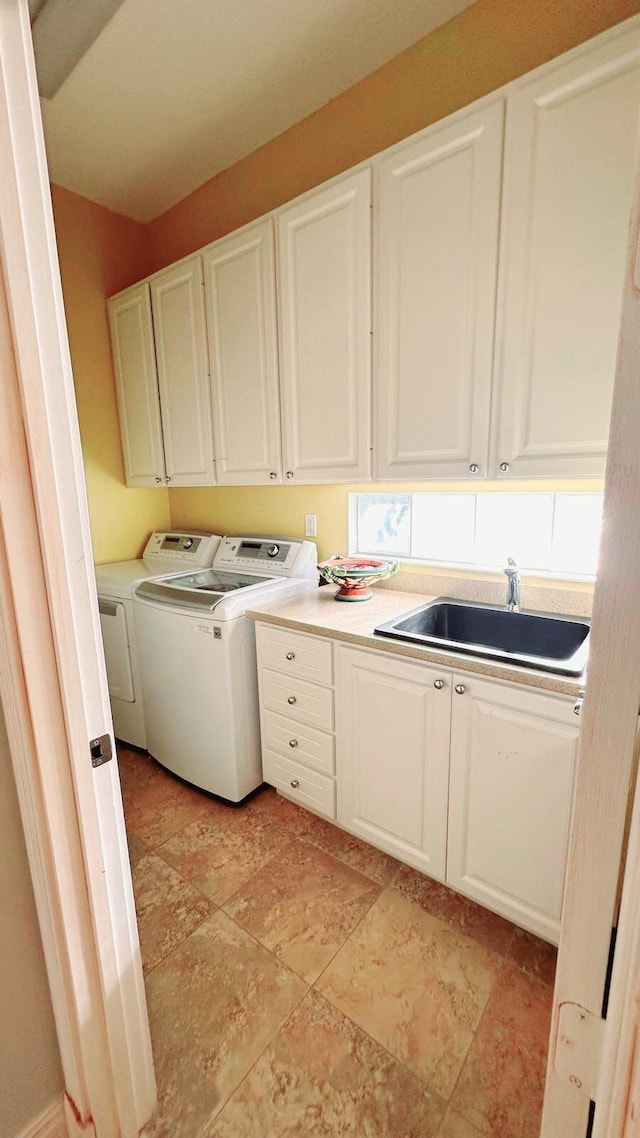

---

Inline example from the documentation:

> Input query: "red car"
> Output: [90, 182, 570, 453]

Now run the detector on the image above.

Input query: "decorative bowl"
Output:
[317, 556, 400, 602]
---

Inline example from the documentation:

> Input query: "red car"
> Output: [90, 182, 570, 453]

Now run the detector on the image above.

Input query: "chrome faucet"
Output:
[504, 557, 521, 612]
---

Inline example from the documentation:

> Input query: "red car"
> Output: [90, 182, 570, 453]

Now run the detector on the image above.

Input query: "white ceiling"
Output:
[39, 0, 476, 223]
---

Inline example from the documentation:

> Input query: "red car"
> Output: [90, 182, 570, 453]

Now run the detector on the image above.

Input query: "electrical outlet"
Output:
[304, 514, 317, 538]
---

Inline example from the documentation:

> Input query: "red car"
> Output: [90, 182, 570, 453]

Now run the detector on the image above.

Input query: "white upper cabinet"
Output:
[150, 256, 215, 486]
[278, 169, 372, 483]
[108, 283, 166, 487]
[375, 100, 504, 481]
[491, 24, 640, 478]
[203, 220, 282, 484]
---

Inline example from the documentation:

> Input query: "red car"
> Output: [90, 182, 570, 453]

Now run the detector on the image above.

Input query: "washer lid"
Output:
[135, 569, 275, 611]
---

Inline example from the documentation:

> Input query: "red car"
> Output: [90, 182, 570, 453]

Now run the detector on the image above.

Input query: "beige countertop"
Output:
[246, 585, 585, 697]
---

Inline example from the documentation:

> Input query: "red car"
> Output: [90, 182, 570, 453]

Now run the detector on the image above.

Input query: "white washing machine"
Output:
[95, 531, 221, 748]
[133, 536, 318, 801]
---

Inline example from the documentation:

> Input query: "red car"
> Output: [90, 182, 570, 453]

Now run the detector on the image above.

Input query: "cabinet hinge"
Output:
[554, 1002, 606, 1101]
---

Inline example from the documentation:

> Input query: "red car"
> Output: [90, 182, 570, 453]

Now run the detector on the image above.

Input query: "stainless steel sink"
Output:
[374, 598, 589, 676]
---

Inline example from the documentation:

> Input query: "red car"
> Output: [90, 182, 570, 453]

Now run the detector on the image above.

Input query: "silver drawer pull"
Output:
[290, 778, 300, 789]
[286, 651, 295, 661]
[289, 739, 298, 748]
[287, 695, 296, 705]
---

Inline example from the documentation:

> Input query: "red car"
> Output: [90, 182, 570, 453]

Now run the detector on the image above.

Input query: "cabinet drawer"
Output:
[262, 710, 335, 776]
[263, 751, 336, 819]
[261, 668, 334, 731]
[257, 624, 333, 685]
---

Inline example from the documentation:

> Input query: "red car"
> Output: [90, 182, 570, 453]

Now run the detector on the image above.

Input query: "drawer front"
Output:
[257, 623, 333, 685]
[263, 750, 336, 819]
[261, 668, 334, 730]
[263, 710, 335, 776]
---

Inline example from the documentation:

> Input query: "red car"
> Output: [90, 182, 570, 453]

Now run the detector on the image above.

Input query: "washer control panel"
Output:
[213, 536, 318, 579]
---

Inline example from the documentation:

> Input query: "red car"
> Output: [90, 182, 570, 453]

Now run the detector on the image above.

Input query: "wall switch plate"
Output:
[304, 514, 317, 538]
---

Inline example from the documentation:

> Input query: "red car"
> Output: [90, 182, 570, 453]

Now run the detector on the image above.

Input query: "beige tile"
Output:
[438, 1109, 485, 1138]
[317, 888, 501, 1097]
[131, 851, 213, 973]
[450, 962, 553, 1137]
[123, 763, 211, 847]
[300, 811, 400, 886]
[126, 829, 148, 870]
[211, 989, 445, 1137]
[223, 838, 380, 983]
[507, 927, 557, 987]
[159, 808, 290, 905]
[392, 865, 515, 956]
[144, 910, 306, 1138]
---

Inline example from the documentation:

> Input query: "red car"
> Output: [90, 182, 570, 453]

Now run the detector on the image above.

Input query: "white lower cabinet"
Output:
[447, 674, 579, 943]
[257, 628, 579, 943]
[336, 645, 451, 881]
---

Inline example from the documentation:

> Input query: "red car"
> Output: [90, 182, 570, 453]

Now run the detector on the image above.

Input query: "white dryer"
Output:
[134, 536, 318, 801]
[95, 531, 221, 748]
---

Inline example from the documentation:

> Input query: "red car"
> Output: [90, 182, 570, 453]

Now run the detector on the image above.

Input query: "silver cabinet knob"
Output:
[573, 688, 585, 717]
[499, 462, 510, 473]
[154, 477, 162, 484]
[269, 471, 277, 479]
[286, 471, 294, 479]
[287, 695, 296, 705]
[289, 739, 298, 748]
[286, 651, 295, 661]
[290, 779, 300, 789]
[469, 463, 479, 474]
[455, 683, 466, 695]
[433, 679, 445, 690]
[165, 475, 172, 483]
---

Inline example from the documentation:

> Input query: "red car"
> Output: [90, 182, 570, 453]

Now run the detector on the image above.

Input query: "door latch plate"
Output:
[90, 734, 113, 768]
[555, 1002, 605, 1100]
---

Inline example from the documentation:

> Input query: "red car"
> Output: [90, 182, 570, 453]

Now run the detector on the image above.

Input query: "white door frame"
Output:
[541, 109, 640, 1135]
[0, 4, 155, 1137]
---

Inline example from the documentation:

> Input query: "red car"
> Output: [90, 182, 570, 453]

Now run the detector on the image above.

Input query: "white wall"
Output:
[0, 690, 63, 1136]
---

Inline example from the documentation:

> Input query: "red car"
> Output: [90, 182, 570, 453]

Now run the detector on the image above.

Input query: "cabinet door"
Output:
[278, 169, 372, 483]
[108, 283, 165, 487]
[150, 256, 215, 486]
[203, 220, 282, 484]
[491, 26, 640, 478]
[448, 675, 579, 942]
[336, 645, 451, 879]
[375, 100, 504, 480]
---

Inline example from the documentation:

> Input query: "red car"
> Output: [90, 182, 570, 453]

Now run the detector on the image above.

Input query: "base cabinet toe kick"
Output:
[255, 622, 580, 944]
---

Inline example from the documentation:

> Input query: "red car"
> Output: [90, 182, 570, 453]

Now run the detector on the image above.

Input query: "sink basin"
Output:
[374, 598, 589, 676]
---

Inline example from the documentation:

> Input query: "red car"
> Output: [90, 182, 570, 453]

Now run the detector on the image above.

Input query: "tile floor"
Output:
[119, 746, 556, 1138]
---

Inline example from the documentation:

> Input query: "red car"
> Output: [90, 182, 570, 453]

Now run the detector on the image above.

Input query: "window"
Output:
[349, 492, 603, 579]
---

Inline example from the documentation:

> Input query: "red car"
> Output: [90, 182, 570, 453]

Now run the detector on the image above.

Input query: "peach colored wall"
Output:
[52, 186, 170, 563]
[148, 0, 640, 269]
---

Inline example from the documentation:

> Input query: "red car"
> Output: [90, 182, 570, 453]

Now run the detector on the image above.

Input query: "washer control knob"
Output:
[290, 779, 300, 789]
[433, 679, 445, 690]
[183, 538, 194, 550]
[287, 695, 296, 705]
[286, 651, 295, 660]
[268, 544, 280, 557]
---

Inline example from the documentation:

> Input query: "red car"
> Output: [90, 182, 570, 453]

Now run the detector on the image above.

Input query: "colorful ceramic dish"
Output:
[317, 556, 400, 601]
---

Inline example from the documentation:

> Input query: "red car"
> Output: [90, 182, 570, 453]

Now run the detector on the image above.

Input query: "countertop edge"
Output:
[246, 595, 584, 698]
